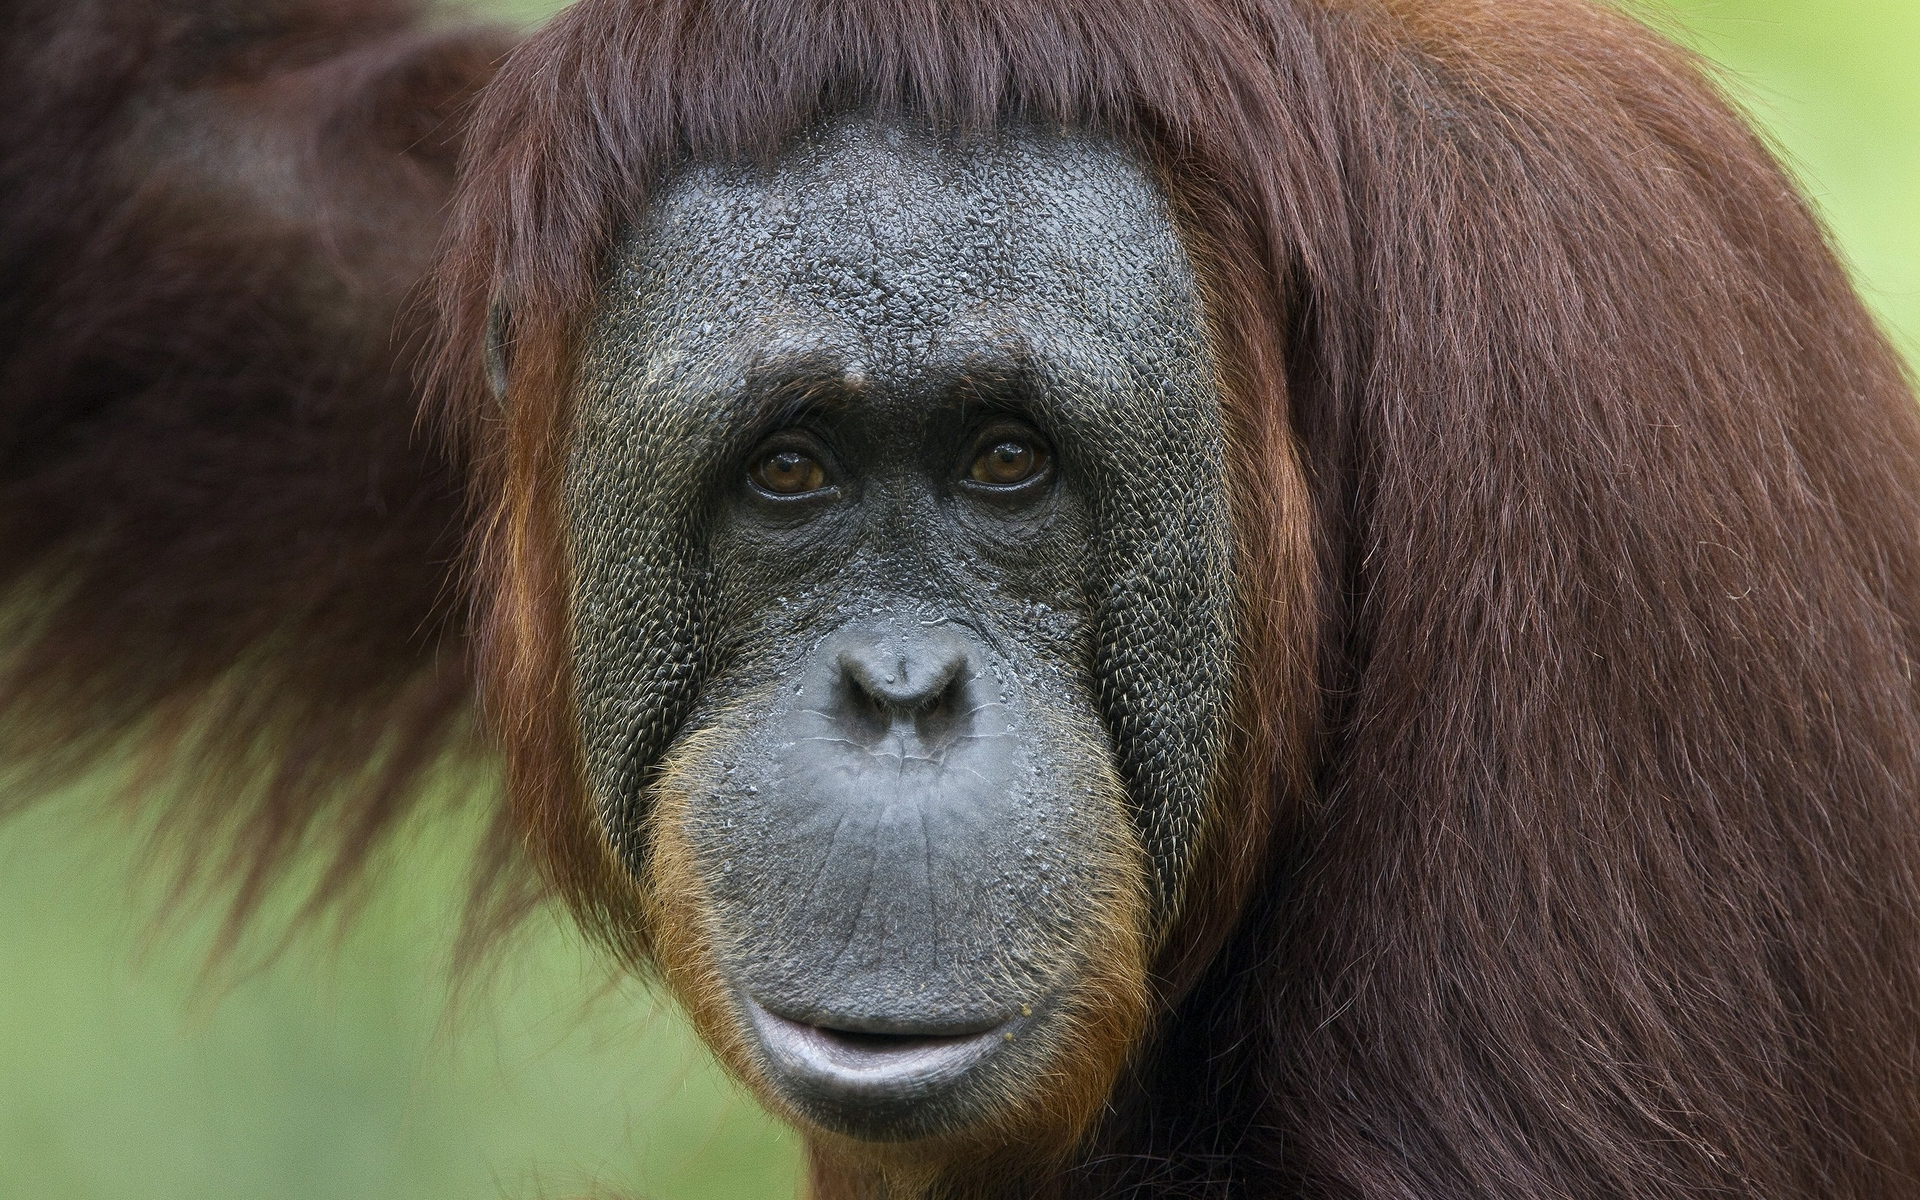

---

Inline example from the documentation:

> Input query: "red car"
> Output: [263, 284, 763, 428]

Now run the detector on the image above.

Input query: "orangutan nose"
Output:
[832, 625, 973, 748]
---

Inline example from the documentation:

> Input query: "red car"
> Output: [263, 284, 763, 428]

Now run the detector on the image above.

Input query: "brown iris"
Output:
[750, 446, 827, 495]
[969, 437, 1048, 487]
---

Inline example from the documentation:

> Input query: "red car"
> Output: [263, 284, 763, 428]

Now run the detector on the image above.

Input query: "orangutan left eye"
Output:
[966, 432, 1051, 488]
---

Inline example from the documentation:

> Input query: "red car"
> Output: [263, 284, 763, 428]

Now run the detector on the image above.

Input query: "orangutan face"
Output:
[562, 117, 1233, 1147]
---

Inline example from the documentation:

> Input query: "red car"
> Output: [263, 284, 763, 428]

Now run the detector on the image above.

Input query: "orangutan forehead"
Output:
[605, 117, 1211, 389]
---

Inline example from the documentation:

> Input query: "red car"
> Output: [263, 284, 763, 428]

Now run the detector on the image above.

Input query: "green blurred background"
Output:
[1, 2, 1914, 1198]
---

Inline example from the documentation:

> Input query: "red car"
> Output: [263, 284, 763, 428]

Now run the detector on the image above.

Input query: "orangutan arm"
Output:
[0, 0, 515, 942]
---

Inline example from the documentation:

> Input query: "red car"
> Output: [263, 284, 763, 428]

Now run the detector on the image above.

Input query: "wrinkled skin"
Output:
[562, 118, 1236, 1145]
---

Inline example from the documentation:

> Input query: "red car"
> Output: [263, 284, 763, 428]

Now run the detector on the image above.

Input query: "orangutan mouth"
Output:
[744, 995, 1025, 1131]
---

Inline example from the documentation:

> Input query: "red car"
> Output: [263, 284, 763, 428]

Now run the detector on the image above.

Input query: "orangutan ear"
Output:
[484, 293, 512, 405]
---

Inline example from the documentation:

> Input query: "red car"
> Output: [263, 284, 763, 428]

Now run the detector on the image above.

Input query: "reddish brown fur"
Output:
[432, 0, 1920, 1193]
[0, 0, 520, 948]
[8, 0, 1920, 1195]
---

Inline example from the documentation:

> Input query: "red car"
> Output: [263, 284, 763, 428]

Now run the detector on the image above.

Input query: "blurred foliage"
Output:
[0, 788, 803, 1200]
[1, 2, 1913, 1199]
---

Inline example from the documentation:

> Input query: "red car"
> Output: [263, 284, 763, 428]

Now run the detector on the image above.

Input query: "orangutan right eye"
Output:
[749, 444, 829, 496]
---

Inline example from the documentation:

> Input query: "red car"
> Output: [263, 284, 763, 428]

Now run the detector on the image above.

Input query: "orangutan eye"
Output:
[967, 434, 1051, 488]
[749, 444, 829, 496]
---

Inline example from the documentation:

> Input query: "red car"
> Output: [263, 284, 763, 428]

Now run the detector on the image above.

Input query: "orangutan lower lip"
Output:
[745, 998, 1011, 1098]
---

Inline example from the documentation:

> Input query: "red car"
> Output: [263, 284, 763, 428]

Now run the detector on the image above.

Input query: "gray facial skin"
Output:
[564, 117, 1235, 1140]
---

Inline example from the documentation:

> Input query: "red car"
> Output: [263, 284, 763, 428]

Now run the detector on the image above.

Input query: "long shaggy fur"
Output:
[0, 0, 516, 943]
[7, 0, 1920, 1195]
[435, 0, 1920, 1196]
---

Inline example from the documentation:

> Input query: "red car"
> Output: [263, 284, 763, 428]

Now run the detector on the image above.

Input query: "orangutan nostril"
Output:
[837, 670, 891, 745]
[913, 673, 968, 747]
